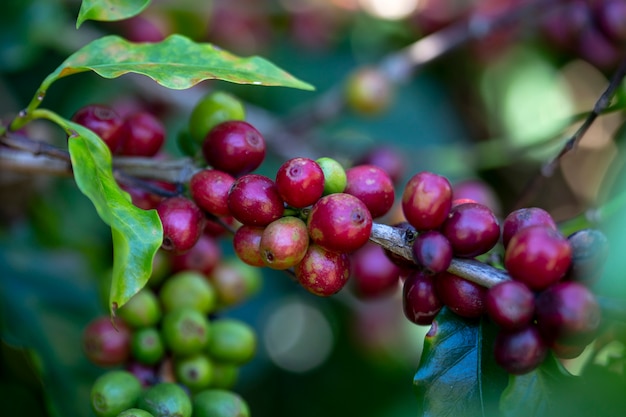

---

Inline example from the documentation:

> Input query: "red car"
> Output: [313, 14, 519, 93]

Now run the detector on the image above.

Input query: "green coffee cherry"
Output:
[209, 362, 239, 390]
[189, 91, 245, 144]
[118, 288, 162, 328]
[161, 308, 211, 355]
[315, 157, 347, 195]
[116, 408, 155, 417]
[174, 353, 214, 391]
[131, 327, 165, 365]
[91, 370, 142, 417]
[211, 259, 262, 309]
[206, 319, 256, 365]
[192, 389, 250, 417]
[159, 270, 217, 314]
[344, 66, 393, 116]
[136, 382, 192, 417]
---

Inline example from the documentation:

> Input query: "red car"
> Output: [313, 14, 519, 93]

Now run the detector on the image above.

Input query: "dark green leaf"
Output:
[413, 308, 508, 417]
[65, 120, 162, 313]
[499, 354, 576, 417]
[76, 0, 150, 28]
[45, 34, 314, 91]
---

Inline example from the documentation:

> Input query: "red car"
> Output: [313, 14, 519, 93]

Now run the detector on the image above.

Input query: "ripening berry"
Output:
[296, 243, 351, 296]
[260, 216, 309, 270]
[402, 171, 452, 231]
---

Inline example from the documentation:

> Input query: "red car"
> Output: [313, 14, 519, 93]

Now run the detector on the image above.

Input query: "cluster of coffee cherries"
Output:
[399, 171, 608, 375]
[82, 257, 259, 417]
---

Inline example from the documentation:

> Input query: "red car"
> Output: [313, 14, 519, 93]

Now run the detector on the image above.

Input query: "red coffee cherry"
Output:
[504, 225, 572, 291]
[435, 272, 487, 319]
[227, 174, 285, 227]
[190, 169, 236, 217]
[351, 242, 401, 298]
[275, 157, 325, 208]
[402, 171, 452, 231]
[202, 120, 266, 176]
[117, 111, 166, 157]
[486, 281, 535, 331]
[344, 164, 395, 218]
[170, 234, 222, 276]
[442, 202, 500, 258]
[260, 216, 309, 270]
[402, 270, 443, 325]
[501, 207, 557, 248]
[411, 230, 452, 275]
[494, 325, 548, 375]
[71, 104, 126, 152]
[307, 193, 372, 253]
[295, 243, 351, 296]
[233, 225, 266, 267]
[156, 196, 205, 254]
[83, 316, 131, 367]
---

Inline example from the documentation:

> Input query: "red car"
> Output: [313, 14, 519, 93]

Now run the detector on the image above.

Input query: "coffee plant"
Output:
[2, 0, 626, 416]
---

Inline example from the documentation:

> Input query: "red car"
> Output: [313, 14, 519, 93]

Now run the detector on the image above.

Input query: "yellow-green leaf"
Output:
[47, 34, 314, 90]
[77, 0, 151, 28]
[65, 120, 163, 314]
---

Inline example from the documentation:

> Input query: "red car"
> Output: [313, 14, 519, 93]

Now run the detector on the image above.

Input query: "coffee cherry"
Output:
[126, 361, 158, 388]
[452, 179, 501, 216]
[202, 120, 265, 176]
[501, 207, 557, 248]
[206, 319, 257, 365]
[117, 288, 162, 328]
[83, 316, 131, 367]
[192, 389, 250, 417]
[275, 157, 325, 208]
[227, 174, 285, 227]
[131, 327, 165, 365]
[295, 243, 351, 296]
[117, 111, 165, 157]
[209, 362, 239, 389]
[174, 354, 214, 391]
[344, 164, 395, 218]
[535, 281, 601, 346]
[485, 281, 535, 330]
[190, 169, 236, 217]
[344, 66, 393, 116]
[233, 225, 265, 267]
[203, 216, 236, 238]
[442, 202, 500, 258]
[159, 270, 217, 314]
[157, 197, 205, 254]
[402, 270, 443, 325]
[210, 259, 262, 308]
[494, 325, 548, 375]
[189, 91, 246, 144]
[411, 230, 452, 275]
[566, 228, 609, 286]
[351, 242, 401, 298]
[117, 408, 155, 417]
[136, 382, 192, 417]
[170, 234, 222, 276]
[91, 370, 142, 417]
[402, 171, 452, 231]
[596, 0, 626, 45]
[307, 193, 372, 253]
[161, 308, 211, 355]
[315, 157, 347, 195]
[72, 104, 126, 152]
[504, 225, 572, 291]
[260, 216, 309, 270]
[355, 146, 406, 186]
[435, 272, 487, 319]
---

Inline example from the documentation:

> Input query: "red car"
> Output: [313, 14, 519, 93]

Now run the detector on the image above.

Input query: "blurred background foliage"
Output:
[1, 0, 626, 416]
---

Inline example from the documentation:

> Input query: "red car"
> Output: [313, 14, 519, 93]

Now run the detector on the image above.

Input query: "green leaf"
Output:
[49, 33, 314, 90]
[65, 120, 162, 313]
[499, 354, 577, 417]
[413, 308, 508, 417]
[76, 0, 151, 28]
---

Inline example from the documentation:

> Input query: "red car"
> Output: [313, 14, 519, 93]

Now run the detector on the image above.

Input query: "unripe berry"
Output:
[189, 90, 245, 144]
[344, 67, 393, 116]
[259, 216, 309, 270]
[315, 157, 347, 195]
